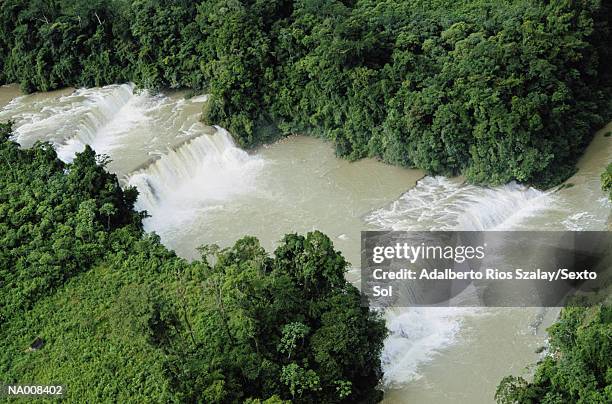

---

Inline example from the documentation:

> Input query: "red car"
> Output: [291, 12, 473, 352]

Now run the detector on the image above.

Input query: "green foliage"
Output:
[171, 232, 387, 403]
[1, 1, 610, 186]
[602, 162, 612, 200]
[0, 0, 133, 91]
[0, 122, 142, 321]
[281, 363, 321, 399]
[496, 304, 612, 403]
[278, 322, 310, 358]
[0, 123, 386, 402]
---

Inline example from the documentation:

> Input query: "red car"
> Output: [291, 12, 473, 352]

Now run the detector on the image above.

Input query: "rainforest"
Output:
[1, 0, 611, 186]
[0, 122, 387, 402]
[0, 0, 611, 403]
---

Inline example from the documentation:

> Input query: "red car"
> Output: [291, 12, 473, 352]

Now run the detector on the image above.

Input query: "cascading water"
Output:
[0, 84, 216, 175]
[55, 84, 136, 161]
[0, 84, 134, 160]
[381, 307, 472, 387]
[366, 175, 555, 389]
[366, 176, 553, 231]
[0, 83, 265, 237]
[126, 126, 265, 234]
[0, 82, 269, 254]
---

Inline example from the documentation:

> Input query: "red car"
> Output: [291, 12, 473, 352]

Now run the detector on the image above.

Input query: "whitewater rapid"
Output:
[368, 134, 610, 395]
[0, 84, 134, 159]
[367, 176, 554, 231]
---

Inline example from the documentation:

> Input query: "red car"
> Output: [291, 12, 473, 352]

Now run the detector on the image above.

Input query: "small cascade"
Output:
[0, 84, 134, 159]
[55, 84, 135, 161]
[367, 176, 553, 231]
[0, 84, 213, 171]
[382, 307, 477, 387]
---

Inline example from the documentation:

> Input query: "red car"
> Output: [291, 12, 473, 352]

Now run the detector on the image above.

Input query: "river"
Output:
[1, 83, 610, 403]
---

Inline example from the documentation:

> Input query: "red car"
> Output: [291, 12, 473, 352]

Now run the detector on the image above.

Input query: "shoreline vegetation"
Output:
[496, 296, 612, 403]
[1, 1, 611, 188]
[0, 122, 387, 403]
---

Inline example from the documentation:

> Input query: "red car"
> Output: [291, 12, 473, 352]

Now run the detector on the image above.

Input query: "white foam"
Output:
[0, 84, 135, 160]
[382, 307, 480, 386]
[0, 84, 214, 170]
[189, 94, 210, 103]
[126, 126, 265, 232]
[367, 176, 554, 386]
[367, 176, 553, 231]
[63, 88, 152, 160]
[561, 211, 598, 231]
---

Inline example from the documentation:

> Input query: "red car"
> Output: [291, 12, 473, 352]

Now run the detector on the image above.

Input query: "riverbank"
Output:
[557, 121, 612, 230]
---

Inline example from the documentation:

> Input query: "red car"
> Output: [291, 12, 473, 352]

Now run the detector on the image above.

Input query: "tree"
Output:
[0, 124, 387, 402]
[2, 0, 610, 187]
[496, 305, 611, 403]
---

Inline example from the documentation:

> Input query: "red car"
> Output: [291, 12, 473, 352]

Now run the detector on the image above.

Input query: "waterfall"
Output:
[125, 126, 265, 230]
[367, 176, 554, 387]
[367, 176, 553, 231]
[382, 307, 476, 387]
[56, 84, 142, 161]
[0, 84, 134, 160]
[1, 84, 258, 226]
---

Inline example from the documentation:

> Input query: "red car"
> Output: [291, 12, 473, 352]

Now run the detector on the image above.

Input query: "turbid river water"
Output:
[1, 83, 610, 403]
